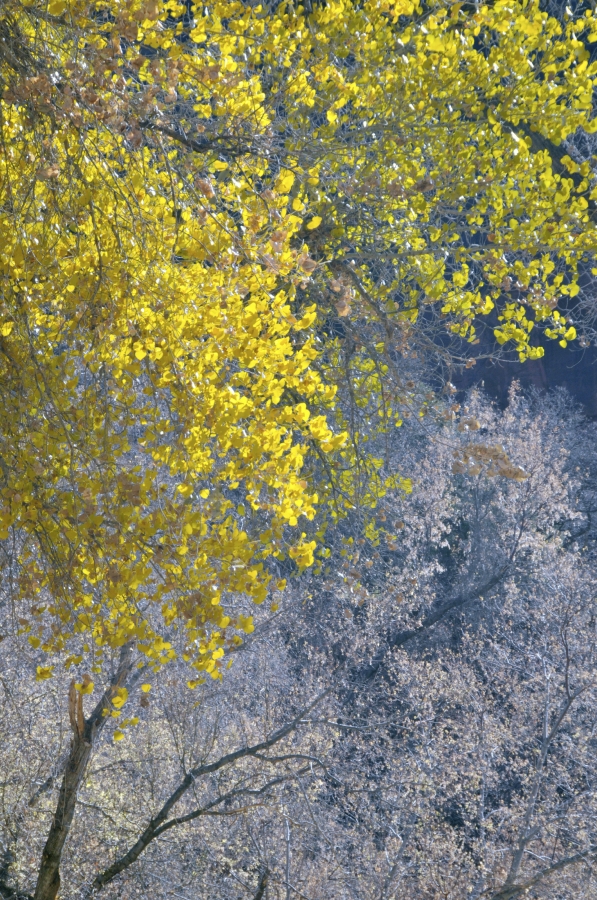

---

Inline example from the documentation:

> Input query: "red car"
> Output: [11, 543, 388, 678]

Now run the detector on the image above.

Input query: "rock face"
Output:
[453, 343, 597, 417]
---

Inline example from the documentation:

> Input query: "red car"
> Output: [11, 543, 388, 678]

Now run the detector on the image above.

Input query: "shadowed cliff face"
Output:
[453, 342, 597, 417]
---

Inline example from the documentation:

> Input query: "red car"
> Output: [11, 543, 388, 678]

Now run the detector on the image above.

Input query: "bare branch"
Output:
[87, 686, 332, 894]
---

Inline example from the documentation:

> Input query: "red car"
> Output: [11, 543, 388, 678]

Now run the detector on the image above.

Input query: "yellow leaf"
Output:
[80, 673, 94, 694]
[276, 170, 295, 193]
[306, 216, 322, 230]
[36, 666, 54, 681]
[237, 614, 254, 634]
[112, 687, 128, 709]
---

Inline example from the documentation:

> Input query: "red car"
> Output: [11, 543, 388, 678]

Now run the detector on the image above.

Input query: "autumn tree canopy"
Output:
[2, 0, 597, 677]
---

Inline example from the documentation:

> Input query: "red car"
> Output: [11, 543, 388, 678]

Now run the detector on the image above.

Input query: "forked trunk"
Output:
[33, 646, 134, 900]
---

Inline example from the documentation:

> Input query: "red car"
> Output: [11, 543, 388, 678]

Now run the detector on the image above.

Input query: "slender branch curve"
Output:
[85, 685, 333, 895]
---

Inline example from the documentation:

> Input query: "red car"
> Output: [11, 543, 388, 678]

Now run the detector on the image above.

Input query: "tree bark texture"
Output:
[33, 646, 134, 900]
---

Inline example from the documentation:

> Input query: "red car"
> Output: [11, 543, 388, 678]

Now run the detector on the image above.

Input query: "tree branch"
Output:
[87, 686, 332, 894]
[347, 566, 511, 694]
[139, 121, 254, 159]
[153, 770, 307, 838]
[254, 867, 268, 900]
[500, 684, 587, 889]
[488, 844, 597, 900]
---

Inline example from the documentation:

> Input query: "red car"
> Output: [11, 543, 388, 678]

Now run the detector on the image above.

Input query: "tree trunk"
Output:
[33, 646, 134, 900]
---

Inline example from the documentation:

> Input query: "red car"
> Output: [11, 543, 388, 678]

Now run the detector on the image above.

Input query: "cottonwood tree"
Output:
[4, 0, 597, 897]
[3, 0, 597, 619]
[2, 0, 597, 652]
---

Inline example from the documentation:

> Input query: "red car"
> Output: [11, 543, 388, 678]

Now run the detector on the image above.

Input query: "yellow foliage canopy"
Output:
[1, 0, 597, 675]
